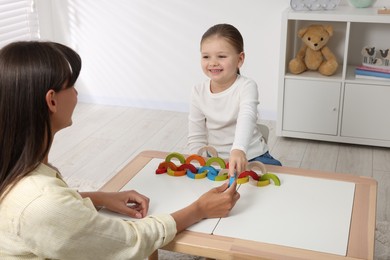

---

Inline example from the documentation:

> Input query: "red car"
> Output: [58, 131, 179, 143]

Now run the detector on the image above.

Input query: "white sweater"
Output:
[188, 75, 268, 160]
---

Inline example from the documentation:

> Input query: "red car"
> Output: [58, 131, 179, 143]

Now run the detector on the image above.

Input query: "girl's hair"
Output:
[0, 41, 81, 199]
[200, 23, 244, 74]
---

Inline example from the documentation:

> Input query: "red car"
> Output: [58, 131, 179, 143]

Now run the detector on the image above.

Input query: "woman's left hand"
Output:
[81, 190, 150, 219]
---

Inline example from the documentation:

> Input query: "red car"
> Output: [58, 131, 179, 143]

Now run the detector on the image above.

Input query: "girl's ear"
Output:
[238, 52, 245, 68]
[46, 89, 57, 113]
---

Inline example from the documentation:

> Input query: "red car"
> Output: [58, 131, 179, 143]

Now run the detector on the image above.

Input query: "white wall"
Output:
[36, 0, 390, 120]
[37, 0, 290, 120]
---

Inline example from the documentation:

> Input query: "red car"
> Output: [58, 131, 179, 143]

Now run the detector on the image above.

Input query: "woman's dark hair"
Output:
[0, 41, 81, 199]
[200, 23, 244, 74]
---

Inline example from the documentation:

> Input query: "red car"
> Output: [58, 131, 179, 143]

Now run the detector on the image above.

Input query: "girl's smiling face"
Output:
[201, 35, 244, 93]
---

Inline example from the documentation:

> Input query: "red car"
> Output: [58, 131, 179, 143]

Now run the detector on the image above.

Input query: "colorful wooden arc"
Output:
[155, 151, 281, 188]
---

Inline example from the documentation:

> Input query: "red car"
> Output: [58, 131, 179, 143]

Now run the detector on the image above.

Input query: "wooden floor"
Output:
[50, 103, 390, 260]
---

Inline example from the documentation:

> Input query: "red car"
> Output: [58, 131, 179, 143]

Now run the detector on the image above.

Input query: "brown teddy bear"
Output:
[288, 24, 338, 76]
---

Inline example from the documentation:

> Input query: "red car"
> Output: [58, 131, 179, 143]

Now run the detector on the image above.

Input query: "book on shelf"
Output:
[355, 67, 390, 80]
[357, 65, 390, 74]
[355, 74, 390, 81]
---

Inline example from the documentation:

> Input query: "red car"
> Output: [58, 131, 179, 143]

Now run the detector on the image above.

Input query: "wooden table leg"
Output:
[148, 250, 158, 260]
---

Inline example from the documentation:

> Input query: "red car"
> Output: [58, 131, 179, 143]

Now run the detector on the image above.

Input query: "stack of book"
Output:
[355, 65, 390, 81]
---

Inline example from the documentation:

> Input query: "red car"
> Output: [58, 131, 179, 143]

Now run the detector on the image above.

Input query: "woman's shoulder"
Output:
[4, 164, 68, 203]
[26, 163, 67, 188]
[1, 164, 75, 223]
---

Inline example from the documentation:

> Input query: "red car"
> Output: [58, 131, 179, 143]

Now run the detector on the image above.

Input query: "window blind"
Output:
[0, 0, 40, 48]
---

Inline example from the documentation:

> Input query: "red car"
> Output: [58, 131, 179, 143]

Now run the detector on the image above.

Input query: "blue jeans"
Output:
[249, 151, 282, 166]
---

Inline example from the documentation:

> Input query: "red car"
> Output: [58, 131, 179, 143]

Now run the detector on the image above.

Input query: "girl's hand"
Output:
[81, 191, 150, 219]
[228, 149, 247, 177]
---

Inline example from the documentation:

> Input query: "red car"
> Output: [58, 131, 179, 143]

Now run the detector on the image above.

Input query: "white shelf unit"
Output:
[277, 6, 390, 147]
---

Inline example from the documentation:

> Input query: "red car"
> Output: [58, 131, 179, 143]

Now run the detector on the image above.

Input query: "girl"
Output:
[188, 24, 282, 177]
[0, 41, 240, 259]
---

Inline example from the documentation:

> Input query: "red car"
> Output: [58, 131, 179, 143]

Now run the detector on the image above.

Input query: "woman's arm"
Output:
[81, 181, 240, 233]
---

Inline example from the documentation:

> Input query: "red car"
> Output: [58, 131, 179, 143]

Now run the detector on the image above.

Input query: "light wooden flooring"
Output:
[50, 103, 390, 260]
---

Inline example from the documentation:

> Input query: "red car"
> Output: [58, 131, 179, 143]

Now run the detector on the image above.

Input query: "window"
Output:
[0, 0, 40, 48]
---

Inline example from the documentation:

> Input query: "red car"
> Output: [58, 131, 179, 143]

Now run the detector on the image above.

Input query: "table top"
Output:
[99, 150, 377, 260]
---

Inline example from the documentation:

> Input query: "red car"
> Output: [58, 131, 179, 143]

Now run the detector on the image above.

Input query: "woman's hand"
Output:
[195, 181, 240, 219]
[80, 190, 150, 219]
[228, 149, 247, 177]
[171, 181, 240, 232]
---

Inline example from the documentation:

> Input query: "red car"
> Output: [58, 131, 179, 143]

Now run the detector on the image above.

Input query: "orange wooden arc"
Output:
[185, 154, 206, 166]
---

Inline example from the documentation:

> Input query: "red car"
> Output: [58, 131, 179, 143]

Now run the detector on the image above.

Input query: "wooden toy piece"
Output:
[237, 176, 249, 184]
[238, 170, 260, 181]
[177, 163, 197, 173]
[260, 173, 281, 186]
[186, 169, 207, 179]
[197, 145, 218, 158]
[155, 168, 167, 174]
[216, 169, 229, 181]
[158, 161, 178, 170]
[155, 161, 177, 174]
[165, 152, 186, 164]
[207, 169, 229, 181]
[197, 166, 218, 176]
[257, 179, 271, 187]
[228, 175, 236, 187]
[246, 161, 267, 174]
[205, 157, 226, 169]
[185, 154, 206, 166]
[378, 7, 390, 14]
[167, 167, 186, 177]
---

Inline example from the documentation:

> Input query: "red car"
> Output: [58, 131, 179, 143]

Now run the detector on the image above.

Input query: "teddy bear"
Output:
[288, 24, 338, 76]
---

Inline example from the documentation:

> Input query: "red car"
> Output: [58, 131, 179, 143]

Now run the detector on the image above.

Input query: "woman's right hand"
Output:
[171, 181, 240, 232]
[195, 181, 240, 219]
